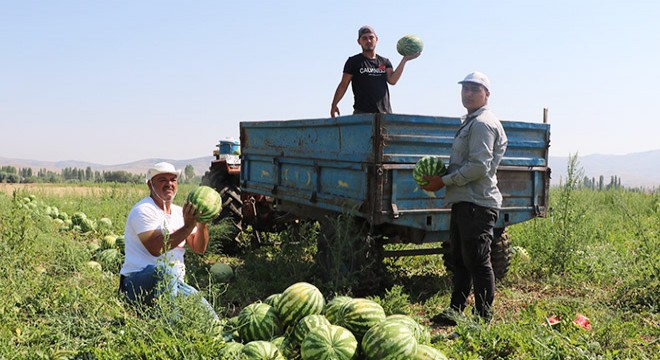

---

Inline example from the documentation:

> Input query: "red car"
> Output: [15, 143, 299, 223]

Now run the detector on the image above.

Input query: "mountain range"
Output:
[2, 150, 659, 188]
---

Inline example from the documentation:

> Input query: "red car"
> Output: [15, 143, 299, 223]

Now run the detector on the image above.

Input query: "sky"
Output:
[2, 0, 659, 165]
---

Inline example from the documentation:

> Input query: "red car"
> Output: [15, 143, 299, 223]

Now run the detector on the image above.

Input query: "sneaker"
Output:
[430, 310, 458, 326]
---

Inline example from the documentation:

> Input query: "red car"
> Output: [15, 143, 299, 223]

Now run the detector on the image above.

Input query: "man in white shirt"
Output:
[119, 162, 216, 319]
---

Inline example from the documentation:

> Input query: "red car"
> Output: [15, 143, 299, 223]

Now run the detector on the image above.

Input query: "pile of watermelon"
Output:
[218, 282, 448, 360]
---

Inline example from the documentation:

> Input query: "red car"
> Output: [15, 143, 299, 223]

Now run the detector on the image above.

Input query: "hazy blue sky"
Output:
[2, 1, 659, 164]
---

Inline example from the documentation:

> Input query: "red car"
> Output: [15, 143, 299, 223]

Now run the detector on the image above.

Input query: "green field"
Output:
[1, 181, 658, 359]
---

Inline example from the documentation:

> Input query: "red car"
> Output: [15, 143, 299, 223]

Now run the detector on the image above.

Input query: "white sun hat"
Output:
[458, 71, 491, 91]
[145, 162, 180, 182]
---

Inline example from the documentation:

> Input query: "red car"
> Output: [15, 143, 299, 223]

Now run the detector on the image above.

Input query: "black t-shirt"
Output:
[343, 53, 393, 113]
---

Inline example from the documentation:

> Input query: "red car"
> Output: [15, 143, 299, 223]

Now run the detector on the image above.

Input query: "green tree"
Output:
[184, 164, 196, 183]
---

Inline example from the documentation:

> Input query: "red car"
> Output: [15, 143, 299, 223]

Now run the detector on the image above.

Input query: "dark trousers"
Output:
[449, 202, 498, 320]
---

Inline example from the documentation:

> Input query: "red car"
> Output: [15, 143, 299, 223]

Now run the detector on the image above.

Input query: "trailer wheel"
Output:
[441, 227, 511, 281]
[317, 215, 385, 295]
[491, 228, 512, 280]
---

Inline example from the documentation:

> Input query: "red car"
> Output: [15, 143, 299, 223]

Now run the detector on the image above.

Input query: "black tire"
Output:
[441, 227, 511, 281]
[491, 228, 512, 280]
[201, 165, 245, 253]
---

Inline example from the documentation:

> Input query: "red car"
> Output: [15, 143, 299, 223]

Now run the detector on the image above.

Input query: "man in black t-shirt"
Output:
[331, 25, 420, 118]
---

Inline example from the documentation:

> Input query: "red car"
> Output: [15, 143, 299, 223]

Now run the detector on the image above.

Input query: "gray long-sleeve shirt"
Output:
[442, 106, 508, 209]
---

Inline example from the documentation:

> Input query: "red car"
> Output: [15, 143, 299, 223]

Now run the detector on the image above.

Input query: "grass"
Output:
[0, 180, 658, 359]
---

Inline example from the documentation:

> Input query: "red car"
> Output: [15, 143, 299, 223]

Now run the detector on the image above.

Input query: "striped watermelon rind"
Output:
[292, 314, 331, 345]
[414, 344, 449, 360]
[264, 293, 282, 308]
[237, 302, 283, 342]
[413, 156, 447, 186]
[335, 298, 386, 339]
[396, 34, 424, 56]
[300, 324, 358, 360]
[275, 282, 325, 328]
[241, 340, 285, 360]
[384, 314, 430, 344]
[186, 185, 222, 223]
[323, 295, 353, 325]
[361, 320, 418, 360]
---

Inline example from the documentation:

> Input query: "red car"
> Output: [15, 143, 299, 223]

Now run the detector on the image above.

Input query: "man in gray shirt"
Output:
[423, 71, 508, 324]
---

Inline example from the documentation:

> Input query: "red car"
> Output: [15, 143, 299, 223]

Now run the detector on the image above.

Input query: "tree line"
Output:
[0, 165, 199, 184]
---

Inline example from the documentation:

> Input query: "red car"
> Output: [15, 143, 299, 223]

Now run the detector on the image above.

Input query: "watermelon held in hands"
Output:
[397, 34, 424, 56]
[186, 186, 222, 223]
[413, 156, 447, 187]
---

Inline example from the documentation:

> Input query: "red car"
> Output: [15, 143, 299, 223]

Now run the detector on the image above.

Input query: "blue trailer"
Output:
[235, 112, 550, 280]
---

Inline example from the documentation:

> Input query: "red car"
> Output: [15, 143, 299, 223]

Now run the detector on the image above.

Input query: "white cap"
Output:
[458, 71, 490, 91]
[146, 162, 180, 183]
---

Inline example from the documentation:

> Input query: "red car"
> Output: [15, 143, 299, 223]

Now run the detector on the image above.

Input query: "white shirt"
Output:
[120, 196, 194, 280]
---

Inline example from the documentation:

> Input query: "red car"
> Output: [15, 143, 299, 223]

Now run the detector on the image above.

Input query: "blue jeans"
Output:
[120, 264, 218, 321]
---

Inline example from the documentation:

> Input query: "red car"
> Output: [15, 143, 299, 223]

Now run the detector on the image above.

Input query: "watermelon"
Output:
[86, 242, 100, 253]
[241, 341, 285, 360]
[384, 314, 430, 344]
[512, 245, 531, 263]
[301, 324, 358, 360]
[277, 336, 301, 360]
[322, 296, 353, 325]
[115, 235, 125, 251]
[396, 34, 424, 56]
[71, 212, 87, 226]
[97, 217, 113, 233]
[292, 314, 331, 345]
[46, 206, 59, 219]
[413, 156, 447, 187]
[96, 248, 122, 271]
[86, 261, 102, 271]
[210, 262, 234, 283]
[275, 282, 325, 327]
[80, 218, 96, 233]
[237, 302, 283, 342]
[335, 298, 386, 339]
[264, 293, 282, 309]
[218, 341, 244, 360]
[186, 185, 222, 223]
[100, 235, 117, 250]
[361, 320, 418, 360]
[415, 344, 449, 360]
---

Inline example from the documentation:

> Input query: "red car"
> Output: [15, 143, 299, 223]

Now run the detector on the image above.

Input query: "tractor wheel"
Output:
[441, 227, 511, 281]
[201, 164, 246, 254]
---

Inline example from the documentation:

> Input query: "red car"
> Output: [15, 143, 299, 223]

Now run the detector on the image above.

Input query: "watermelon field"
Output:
[0, 176, 658, 359]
